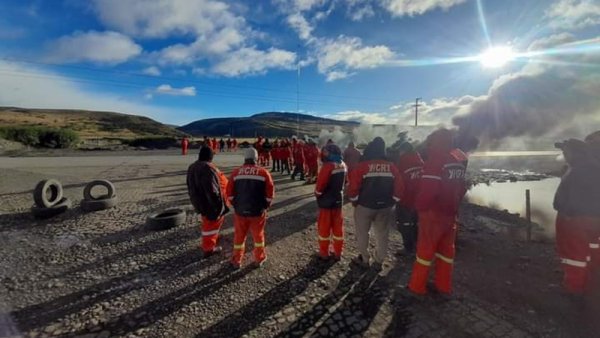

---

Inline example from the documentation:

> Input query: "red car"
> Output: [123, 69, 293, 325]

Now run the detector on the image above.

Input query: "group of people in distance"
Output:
[186, 128, 470, 296]
[253, 136, 346, 184]
[181, 136, 239, 156]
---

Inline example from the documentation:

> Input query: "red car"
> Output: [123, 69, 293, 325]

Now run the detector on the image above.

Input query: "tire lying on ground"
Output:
[146, 208, 186, 231]
[31, 197, 72, 219]
[33, 179, 63, 208]
[83, 179, 115, 200]
[81, 180, 117, 212]
[81, 197, 118, 212]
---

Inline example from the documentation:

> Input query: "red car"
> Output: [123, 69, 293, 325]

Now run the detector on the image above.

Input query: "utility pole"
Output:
[413, 97, 422, 127]
[296, 61, 300, 136]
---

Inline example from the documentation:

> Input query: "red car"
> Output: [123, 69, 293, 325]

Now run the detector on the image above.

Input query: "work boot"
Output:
[253, 257, 268, 269]
[203, 246, 222, 259]
[351, 255, 369, 268]
[229, 262, 241, 271]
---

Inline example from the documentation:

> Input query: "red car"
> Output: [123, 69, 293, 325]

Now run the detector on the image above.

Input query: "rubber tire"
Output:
[81, 196, 118, 212]
[33, 179, 63, 208]
[146, 208, 186, 231]
[31, 197, 72, 219]
[83, 180, 115, 200]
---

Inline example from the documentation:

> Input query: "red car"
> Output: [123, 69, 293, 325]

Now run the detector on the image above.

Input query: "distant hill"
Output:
[178, 112, 359, 137]
[0, 107, 185, 139]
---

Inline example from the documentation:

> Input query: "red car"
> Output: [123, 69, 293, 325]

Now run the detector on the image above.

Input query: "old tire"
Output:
[33, 179, 63, 208]
[146, 208, 186, 231]
[83, 180, 115, 200]
[31, 197, 72, 219]
[81, 197, 118, 212]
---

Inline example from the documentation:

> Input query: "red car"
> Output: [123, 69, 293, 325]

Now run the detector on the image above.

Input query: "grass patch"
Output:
[0, 126, 79, 148]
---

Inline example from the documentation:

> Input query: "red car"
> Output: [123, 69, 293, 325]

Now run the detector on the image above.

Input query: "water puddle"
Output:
[467, 178, 560, 238]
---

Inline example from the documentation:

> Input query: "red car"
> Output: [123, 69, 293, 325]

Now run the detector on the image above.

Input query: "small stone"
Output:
[297, 296, 307, 302]
[333, 313, 343, 321]
[352, 297, 362, 304]
[318, 327, 329, 336]
[97, 331, 110, 338]
[346, 316, 357, 326]
[44, 324, 60, 334]
[330, 324, 339, 332]
[286, 314, 297, 322]
[176, 316, 185, 324]
[277, 317, 286, 324]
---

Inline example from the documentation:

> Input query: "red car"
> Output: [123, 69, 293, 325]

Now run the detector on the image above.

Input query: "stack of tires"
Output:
[81, 180, 118, 212]
[31, 179, 72, 219]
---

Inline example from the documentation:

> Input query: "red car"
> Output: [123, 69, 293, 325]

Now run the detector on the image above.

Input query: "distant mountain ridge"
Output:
[0, 107, 185, 139]
[178, 112, 359, 137]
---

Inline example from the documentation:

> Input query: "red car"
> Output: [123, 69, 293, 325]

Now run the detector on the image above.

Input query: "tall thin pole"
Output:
[296, 62, 300, 136]
[414, 97, 422, 127]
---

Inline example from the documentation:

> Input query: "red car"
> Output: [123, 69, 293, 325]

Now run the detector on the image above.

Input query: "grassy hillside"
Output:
[178, 112, 359, 137]
[0, 107, 185, 139]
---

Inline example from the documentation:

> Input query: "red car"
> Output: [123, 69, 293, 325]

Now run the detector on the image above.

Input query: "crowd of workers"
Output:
[186, 129, 469, 296]
[185, 129, 600, 301]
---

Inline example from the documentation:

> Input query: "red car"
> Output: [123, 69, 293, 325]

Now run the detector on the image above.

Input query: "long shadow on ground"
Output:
[195, 257, 335, 338]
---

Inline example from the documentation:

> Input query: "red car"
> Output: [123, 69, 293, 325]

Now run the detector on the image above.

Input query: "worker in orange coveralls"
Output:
[181, 137, 189, 155]
[227, 147, 275, 269]
[291, 136, 305, 180]
[304, 139, 320, 184]
[408, 128, 468, 295]
[553, 137, 600, 297]
[394, 141, 424, 255]
[315, 144, 347, 261]
[186, 146, 230, 257]
[211, 138, 218, 152]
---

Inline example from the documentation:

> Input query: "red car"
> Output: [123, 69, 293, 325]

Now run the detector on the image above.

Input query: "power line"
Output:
[0, 57, 398, 104]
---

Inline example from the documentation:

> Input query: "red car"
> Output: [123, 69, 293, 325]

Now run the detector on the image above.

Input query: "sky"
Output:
[0, 0, 598, 135]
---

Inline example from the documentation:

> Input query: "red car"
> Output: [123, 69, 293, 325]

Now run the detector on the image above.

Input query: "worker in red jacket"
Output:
[394, 141, 424, 255]
[291, 137, 305, 180]
[348, 137, 404, 269]
[211, 138, 218, 153]
[315, 144, 347, 260]
[304, 139, 320, 184]
[343, 142, 361, 174]
[281, 140, 292, 175]
[227, 147, 275, 269]
[408, 128, 468, 295]
[181, 137, 190, 155]
[186, 146, 229, 257]
[553, 138, 600, 296]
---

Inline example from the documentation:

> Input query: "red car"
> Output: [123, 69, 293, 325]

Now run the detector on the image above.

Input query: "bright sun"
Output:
[479, 46, 515, 68]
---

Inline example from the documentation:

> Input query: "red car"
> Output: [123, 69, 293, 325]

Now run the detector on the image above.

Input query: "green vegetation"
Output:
[0, 126, 79, 148]
[123, 136, 179, 149]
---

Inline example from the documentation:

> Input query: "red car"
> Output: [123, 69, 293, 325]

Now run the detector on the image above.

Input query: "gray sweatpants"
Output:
[354, 205, 393, 263]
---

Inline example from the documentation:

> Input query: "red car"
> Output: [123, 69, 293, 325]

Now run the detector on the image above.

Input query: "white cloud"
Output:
[211, 47, 296, 77]
[345, 0, 375, 21]
[326, 110, 396, 124]
[527, 33, 575, 51]
[287, 13, 314, 41]
[314, 35, 394, 81]
[155, 84, 196, 96]
[91, 0, 243, 38]
[142, 66, 161, 76]
[546, 0, 600, 29]
[273, 0, 327, 13]
[46, 31, 141, 64]
[0, 60, 187, 124]
[382, 0, 467, 17]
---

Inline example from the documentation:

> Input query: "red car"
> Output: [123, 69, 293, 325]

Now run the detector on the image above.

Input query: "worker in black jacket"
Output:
[187, 146, 229, 258]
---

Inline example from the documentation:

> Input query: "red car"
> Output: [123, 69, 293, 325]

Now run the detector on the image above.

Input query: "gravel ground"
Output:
[0, 151, 596, 338]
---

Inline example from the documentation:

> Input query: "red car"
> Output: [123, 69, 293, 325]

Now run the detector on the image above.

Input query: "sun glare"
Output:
[479, 46, 515, 68]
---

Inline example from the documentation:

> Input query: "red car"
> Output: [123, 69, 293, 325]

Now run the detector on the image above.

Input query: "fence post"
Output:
[526, 189, 532, 241]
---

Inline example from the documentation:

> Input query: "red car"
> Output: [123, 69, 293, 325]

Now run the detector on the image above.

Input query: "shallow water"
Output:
[467, 178, 560, 237]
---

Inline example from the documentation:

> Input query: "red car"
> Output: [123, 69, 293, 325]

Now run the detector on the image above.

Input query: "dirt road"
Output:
[0, 151, 595, 337]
